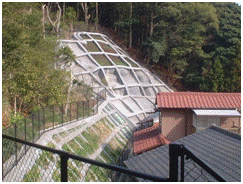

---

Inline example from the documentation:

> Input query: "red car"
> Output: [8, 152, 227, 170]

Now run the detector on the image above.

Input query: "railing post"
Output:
[181, 152, 185, 182]
[60, 153, 68, 182]
[14, 124, 17, 165]
[169, 144, 180, 182]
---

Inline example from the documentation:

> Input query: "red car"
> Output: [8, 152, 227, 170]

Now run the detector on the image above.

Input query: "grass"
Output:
[62, 144, 72, 153]
[99, 42, 117, 53]
[123, 57, 139, 67]
[100, 151, 114, 163]
[86, 165, 110, 182]
[92, 54, 113, 66]
[68, 161, 80, 182]
[108, 55, 129, 66]
[52, 169, 61, 182]
[22, 164, 41, 182]
[84, 41, 101, 52]
[59, 131, 68, 138]
[52, 134, 61, 143]
[90, 35, 106, 41]
[80, 34, 91, 40]
[68, 128, 76, 134]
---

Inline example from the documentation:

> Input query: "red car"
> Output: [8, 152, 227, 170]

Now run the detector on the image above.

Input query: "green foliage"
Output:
[22, 164, 41, 182]
[2, 2, 69, 115]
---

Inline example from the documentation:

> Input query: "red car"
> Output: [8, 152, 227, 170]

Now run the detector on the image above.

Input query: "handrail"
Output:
[2, 134, 168, 182]
[181, 145, 226, 182]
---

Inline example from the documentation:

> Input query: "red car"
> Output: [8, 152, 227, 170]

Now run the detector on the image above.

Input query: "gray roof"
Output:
[124, 126, 241, 182]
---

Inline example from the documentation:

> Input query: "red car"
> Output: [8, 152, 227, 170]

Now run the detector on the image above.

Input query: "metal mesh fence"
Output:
[181, 157, 217, 182]
[2, 98, 100, 180]
[2, 135, 167, 182]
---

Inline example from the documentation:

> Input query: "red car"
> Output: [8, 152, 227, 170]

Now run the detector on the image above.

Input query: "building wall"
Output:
[160, 108, 241, 142]
[220, 117, 241, 134]
[161, 109, 187, 142]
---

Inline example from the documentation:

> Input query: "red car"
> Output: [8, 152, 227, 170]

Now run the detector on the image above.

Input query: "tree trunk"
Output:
[42, 4, 46, 39]
[150, 11, 154, 38]
[81, 2, 90, 29]
[46, 2, 62, 38]
[95, 2, 98, 31]
[63, 2, 65, 23]
[129, 2, 133, 49]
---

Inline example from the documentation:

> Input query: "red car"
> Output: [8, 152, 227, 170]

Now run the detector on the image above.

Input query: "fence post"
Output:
[62, 104, 64, 126]
[169, 144, 180, 182]
[32, 115, 34, 142]
[43, 108, 45, 132]
[70, 103, 72, 123]
[38, 110, 40, 138]
[97, 94, 99, 114]
[25, 118, 27, 154]
[87, 99, 90, 116]
[53, 105, 55, 129]
[14, 124, 17, 165]
[60, 153, 68, 182]
[83, 101, 84, 119]
[77, 101, 79, 121]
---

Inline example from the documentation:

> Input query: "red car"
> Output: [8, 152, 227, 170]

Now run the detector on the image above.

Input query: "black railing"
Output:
[2, 133, 227, 182]
[2, 134, 168, 182]
[2, 90, 106, 179]
[169, 144, 226, 182]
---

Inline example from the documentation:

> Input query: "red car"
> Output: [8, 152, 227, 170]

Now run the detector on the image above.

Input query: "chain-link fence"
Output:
[2, 135, 168, 182]
[2, 90, 106, 179]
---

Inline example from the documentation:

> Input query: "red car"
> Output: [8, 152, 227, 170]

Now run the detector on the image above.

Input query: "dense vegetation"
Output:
[2, 2, 241, 125]
[97, 2, 241, 92]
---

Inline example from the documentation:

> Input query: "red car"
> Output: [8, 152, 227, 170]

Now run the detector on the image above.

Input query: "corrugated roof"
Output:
[125, 126, 241, 182]
[156, 92, 241, 109]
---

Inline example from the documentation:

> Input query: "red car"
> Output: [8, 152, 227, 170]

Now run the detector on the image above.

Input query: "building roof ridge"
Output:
[209, 126, 241, 140]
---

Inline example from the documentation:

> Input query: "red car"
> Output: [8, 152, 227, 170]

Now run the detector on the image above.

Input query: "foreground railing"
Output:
[2, 135, 168, 182]
[169, 144, 226, 182]
[3, 133, 227, 182]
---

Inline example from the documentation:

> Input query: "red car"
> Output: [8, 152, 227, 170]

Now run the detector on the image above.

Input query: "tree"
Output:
[3, 2, 69, 117]
[80, 2, 90, 28]
[46, 2, 62, 38]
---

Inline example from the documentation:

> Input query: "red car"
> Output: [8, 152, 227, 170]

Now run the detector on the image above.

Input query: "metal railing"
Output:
[2, 133, 227, 182]
[169, 144, 226, 182]
[2, 90, 106, 179]
[2, 134, 168, 182]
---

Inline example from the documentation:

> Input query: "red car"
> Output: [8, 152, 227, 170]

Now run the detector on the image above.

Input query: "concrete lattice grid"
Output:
[60, 32, 172, 125]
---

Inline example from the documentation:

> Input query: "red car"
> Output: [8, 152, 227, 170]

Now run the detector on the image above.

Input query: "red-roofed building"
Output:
[155, 92, 241, 142]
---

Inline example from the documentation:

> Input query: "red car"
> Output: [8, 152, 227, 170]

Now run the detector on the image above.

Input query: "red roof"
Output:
[133, 123, 171, 155]
[156, 92, 241, 109]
